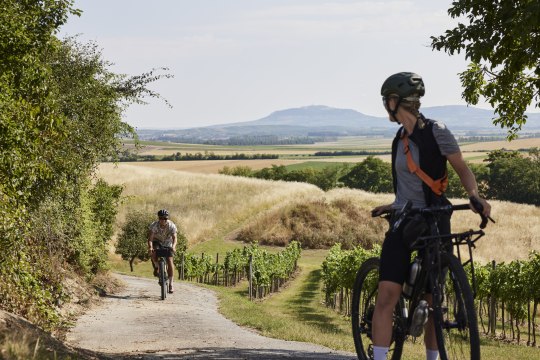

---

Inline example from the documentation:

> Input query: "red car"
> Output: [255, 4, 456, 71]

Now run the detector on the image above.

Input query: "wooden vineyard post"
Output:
[489, 260, 496, 336]
[249, 254, 253, 300]
[215, 253, 219, 285]
[180, 252, 185, 280]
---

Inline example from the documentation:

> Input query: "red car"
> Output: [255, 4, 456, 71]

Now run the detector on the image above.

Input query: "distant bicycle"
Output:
[155, 245, 174, 300]
[352, 199, 494, 360]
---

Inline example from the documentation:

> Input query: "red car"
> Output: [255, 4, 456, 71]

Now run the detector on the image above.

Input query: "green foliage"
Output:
[219, 165, 255, 177]
[321, 244, 381, 296]
[177, 242, 302, 298]
[116, 211, 188, 272]
[431, 0, 540, 139]
[116, 211, 154, 272]
[446, 162, 490, 198]
[339, 156, 392, 193]
[0, 0, 170, 327]
[484, 148, 540, 205]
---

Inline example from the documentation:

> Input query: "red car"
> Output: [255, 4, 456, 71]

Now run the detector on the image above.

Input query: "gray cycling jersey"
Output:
[149, 220, 177, 247]
[392, 121, 460, 209]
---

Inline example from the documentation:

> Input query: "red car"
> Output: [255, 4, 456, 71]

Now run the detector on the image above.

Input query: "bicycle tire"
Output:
[159, 258, 167, 300]
[431, 253, 480, 360]
[351, 257, 405, 360]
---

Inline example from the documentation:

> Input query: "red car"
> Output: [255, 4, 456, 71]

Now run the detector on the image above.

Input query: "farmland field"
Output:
[123, 136, 540, 173]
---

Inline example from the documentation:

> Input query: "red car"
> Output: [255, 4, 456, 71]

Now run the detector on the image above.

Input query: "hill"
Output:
[137, 105, 540, 143]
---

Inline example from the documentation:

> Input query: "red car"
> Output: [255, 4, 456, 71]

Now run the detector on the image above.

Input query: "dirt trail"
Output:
[66, 274, 356, 359]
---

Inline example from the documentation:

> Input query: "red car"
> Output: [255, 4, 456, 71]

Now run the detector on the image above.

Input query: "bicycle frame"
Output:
[155, 246, 172, 300]
[400, 211, 485, 339]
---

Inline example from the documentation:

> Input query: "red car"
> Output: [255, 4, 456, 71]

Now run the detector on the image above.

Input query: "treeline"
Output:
[0, 1, 165, 328]
[456, 133, 540, 143]
[321, 245, 540, 347]
[220, 149, 540, 206]
[220, 164, 351, 191]
[142, 135, 335, 145]
[312, 150, 391, 156]
[116, 151, 278, 162]
[204, 135, 335, 146]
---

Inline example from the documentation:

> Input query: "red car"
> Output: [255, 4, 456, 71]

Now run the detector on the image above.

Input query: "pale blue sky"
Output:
[60, 0, 482, 129]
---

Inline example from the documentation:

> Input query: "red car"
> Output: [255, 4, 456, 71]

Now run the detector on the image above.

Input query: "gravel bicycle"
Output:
[352, 198, 494, 360]
[155, 245, 173, 300]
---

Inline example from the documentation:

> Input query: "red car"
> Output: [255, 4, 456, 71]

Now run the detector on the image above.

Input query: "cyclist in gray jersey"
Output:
[148, 209, 178, 293]
[370, 72, 491, 360]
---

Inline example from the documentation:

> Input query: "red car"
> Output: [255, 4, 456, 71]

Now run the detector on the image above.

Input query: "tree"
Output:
[340, 156, 392, 193]
[116, 211, 155, 272]
[116, 211, 188, 272]
[484, 148, 540, 205]
[431, 0, 540, 139]
[0, 0, 173, 326]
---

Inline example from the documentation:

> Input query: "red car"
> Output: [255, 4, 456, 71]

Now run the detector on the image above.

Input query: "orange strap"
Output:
[402, 135, 448, 196]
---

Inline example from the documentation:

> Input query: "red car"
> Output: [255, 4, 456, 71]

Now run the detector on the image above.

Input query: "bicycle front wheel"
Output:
[159, 258, 167, 300]
[431, 253, 480, 360]
[351, 257, 405, 360]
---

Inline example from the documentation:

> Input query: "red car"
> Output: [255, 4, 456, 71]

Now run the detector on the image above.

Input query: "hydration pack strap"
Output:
[402, 134, 448, 196]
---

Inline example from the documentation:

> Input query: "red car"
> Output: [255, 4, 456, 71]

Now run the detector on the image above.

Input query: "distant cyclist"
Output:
[148, 209, 178, 293]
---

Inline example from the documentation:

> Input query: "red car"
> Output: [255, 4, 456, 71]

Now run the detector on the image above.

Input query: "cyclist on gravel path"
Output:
[370, 72, 491, 360]
[148, 209, 178, 293]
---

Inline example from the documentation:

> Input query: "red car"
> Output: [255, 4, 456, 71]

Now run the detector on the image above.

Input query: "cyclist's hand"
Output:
[469, 196, 491, 218]
[371, 204, 393, 217]
[148, 247, 154, 254]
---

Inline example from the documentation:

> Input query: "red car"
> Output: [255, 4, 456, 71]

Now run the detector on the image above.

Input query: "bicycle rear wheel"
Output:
[431, 253, 480, 360]
[351, 257, 405, 360]
[159, 258, 167, 300]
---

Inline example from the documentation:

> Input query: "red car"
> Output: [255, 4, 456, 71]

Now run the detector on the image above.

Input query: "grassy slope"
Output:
[102, 164, 540, 359]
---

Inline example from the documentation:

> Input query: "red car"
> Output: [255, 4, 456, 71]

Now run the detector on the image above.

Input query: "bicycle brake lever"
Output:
[469, 196, 495, 229]
[392, 201, 412, 232]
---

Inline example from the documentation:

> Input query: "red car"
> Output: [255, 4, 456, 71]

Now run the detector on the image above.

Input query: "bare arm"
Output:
[171, 233, 177, 252]
[447, 151, 491, 217]
[147, 230, 154, 253]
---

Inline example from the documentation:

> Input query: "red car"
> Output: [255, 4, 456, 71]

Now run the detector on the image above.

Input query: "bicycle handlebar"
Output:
[372, 199, 495, 229]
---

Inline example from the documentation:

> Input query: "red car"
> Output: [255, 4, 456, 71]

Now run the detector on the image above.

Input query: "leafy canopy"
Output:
[431, 0, 540, 139]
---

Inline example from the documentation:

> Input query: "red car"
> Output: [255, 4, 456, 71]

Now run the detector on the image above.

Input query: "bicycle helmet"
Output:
[381, 72, 425, 98]
[381, 72, 425, 121]
[157, 209, 169, 219]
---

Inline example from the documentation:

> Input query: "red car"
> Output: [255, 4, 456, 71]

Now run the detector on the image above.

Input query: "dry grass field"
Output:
[460, 137, 540, 151]
[124, 136, 540, 173]
[125, 159, 306, 174]
[99, 163, 540, 264]
[98, 163, 323, 244]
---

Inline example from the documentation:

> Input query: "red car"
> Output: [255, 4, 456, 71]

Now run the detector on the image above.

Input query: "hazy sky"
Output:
[60, 0, 481, 129]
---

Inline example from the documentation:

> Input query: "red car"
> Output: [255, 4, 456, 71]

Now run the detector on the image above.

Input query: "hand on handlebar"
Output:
[371, 204, 393, 217]
[469, 196, 495, 229]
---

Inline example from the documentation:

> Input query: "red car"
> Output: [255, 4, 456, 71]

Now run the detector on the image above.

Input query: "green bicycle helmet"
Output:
[381, 72, 425, 98]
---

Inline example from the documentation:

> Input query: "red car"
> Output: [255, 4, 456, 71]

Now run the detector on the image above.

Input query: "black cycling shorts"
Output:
[153, 241, 173, 258]
[379, 214, 451, 286]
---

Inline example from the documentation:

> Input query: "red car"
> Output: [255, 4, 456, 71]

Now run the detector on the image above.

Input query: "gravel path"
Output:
[66, 274, 356, 359]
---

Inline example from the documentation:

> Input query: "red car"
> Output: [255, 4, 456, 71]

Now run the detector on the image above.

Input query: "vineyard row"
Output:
[174, 241, 302, 299]
[321, 244, 540, 347]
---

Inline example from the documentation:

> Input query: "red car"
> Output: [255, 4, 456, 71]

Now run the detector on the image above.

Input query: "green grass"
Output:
[108, 246, 540, 360]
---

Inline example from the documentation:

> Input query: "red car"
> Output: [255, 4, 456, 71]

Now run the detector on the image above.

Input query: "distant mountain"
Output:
[137, 105, 540, 143]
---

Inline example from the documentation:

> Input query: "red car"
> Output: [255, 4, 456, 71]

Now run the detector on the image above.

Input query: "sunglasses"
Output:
[159, 217, 168, 220]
